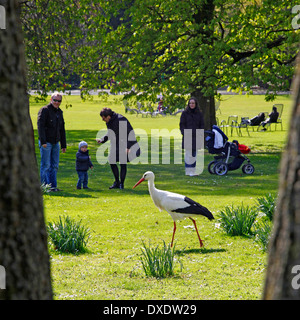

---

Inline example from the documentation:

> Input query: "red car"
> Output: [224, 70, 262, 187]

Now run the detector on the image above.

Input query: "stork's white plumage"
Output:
[133, 171, 214, 248]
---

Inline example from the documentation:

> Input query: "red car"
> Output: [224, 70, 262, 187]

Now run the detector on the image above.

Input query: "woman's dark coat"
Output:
[179, 109, 204, 150]
[101, 112, 140, 163]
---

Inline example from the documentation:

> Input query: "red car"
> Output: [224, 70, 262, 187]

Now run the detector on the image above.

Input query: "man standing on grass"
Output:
[37, 92, 67, 192]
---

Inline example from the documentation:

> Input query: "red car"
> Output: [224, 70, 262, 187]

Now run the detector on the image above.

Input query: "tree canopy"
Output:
[21, 0, 106, 97]
[21, 0, 299, 127]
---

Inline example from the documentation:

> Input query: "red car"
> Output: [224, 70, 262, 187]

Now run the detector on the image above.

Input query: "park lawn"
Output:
[30, 93, 292, 300]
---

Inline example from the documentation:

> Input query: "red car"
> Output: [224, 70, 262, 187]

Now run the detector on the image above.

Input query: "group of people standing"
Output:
[37, 93, 205, 191]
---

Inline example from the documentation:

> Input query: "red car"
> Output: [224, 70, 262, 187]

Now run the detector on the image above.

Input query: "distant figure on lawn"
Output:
[241, 112, 265, 126]
[76, 141, 93, 190]
[179, 97, 204, 176]
[96, 108, 140, 190]
[260, 106, 279, 130]
[37, 92, 66, 192]
[250, 112, 266, 126]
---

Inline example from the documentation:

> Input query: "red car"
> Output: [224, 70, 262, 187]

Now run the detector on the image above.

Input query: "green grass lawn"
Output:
[30, 93, 292, 300]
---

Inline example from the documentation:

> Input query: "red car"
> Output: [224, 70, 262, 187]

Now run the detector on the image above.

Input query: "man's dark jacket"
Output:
[37, 103, 67, 148]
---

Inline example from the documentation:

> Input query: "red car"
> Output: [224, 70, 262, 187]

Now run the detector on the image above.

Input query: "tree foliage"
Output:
[21, 1, 299, 125]
[20, 0, 106, 96]
[97, 0, 299, 99]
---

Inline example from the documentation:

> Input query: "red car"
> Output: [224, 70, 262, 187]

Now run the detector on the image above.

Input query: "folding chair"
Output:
[238, 117, 250, 137]
[220, 115, 238, 136]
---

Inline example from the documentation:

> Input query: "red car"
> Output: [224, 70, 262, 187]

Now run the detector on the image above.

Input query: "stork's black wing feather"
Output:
[172, 197, 214, 220]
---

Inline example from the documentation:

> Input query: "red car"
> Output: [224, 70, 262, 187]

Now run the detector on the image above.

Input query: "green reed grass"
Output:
[254, 220, 273, 252]
[47, 215, 91, 254]
[140, 241, 182, 278]
[256, 193, 277, 221]
[219, 204, 258, 236]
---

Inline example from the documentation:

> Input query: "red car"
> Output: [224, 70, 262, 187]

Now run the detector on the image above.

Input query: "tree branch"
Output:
[227, 36, 286, 63]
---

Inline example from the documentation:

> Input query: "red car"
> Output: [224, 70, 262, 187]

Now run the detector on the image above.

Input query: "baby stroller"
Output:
[205, 125, 255, 176]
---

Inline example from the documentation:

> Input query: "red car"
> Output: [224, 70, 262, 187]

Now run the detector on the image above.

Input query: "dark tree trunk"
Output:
[191, 1, 217, 131]
[0, 0, 52, 299]
[191, 88, 217, 130]
[263, 53, 300, 300]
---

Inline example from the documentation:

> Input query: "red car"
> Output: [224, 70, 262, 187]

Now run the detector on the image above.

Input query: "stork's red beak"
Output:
[133, 177, 145, 189]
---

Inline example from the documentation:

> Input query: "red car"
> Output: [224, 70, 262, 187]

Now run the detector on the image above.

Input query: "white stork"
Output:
[133, 171, 214, 248]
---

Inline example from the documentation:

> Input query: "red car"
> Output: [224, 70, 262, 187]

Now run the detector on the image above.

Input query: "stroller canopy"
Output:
[205, 125, 228, 154]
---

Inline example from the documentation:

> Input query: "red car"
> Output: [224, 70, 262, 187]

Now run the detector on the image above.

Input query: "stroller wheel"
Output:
[214, 162, 228, 176]
[208, 161, 217, 174]
[242, 163, 255, 174]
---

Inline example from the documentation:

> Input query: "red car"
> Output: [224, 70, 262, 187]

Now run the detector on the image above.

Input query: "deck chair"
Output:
[238, 117, 250, 137]
[123, 100, 139, 116]
[137, 101, 152, 117]
[219, 115, 238, 136]
[215, 99, 221, 114]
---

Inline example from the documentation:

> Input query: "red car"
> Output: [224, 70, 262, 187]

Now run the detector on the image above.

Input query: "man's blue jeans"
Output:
[39, 141, 60, 188]
[76, 171, 88, 189]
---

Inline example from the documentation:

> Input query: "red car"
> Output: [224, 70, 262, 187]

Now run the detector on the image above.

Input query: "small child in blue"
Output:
[76, 141, 93, 189]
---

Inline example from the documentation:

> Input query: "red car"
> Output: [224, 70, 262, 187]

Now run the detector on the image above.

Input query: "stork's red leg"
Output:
[190, 218, 204, 247]
[171, 221, 176, 247]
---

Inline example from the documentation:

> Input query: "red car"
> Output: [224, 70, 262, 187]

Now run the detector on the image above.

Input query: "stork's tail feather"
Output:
[198, 205, 214, 220]
[172, 197, 214, 220]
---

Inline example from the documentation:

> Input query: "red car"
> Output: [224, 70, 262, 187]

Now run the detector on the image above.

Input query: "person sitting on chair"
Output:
[250, 112, 266, 126]
[241, 112, 265, 126]
[260, 106, 279, 130]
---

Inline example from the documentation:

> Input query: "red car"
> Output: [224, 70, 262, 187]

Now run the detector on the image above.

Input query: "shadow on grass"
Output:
[44, 187, 148, 198]
[176, 247, 226, 255]
[48, 247, 94, 256]
[34, 129, 282, 200]
[44, 189, 98, 198]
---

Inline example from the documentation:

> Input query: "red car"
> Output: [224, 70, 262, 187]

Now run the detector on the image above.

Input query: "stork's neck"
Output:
[147, 179, 157, 197]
